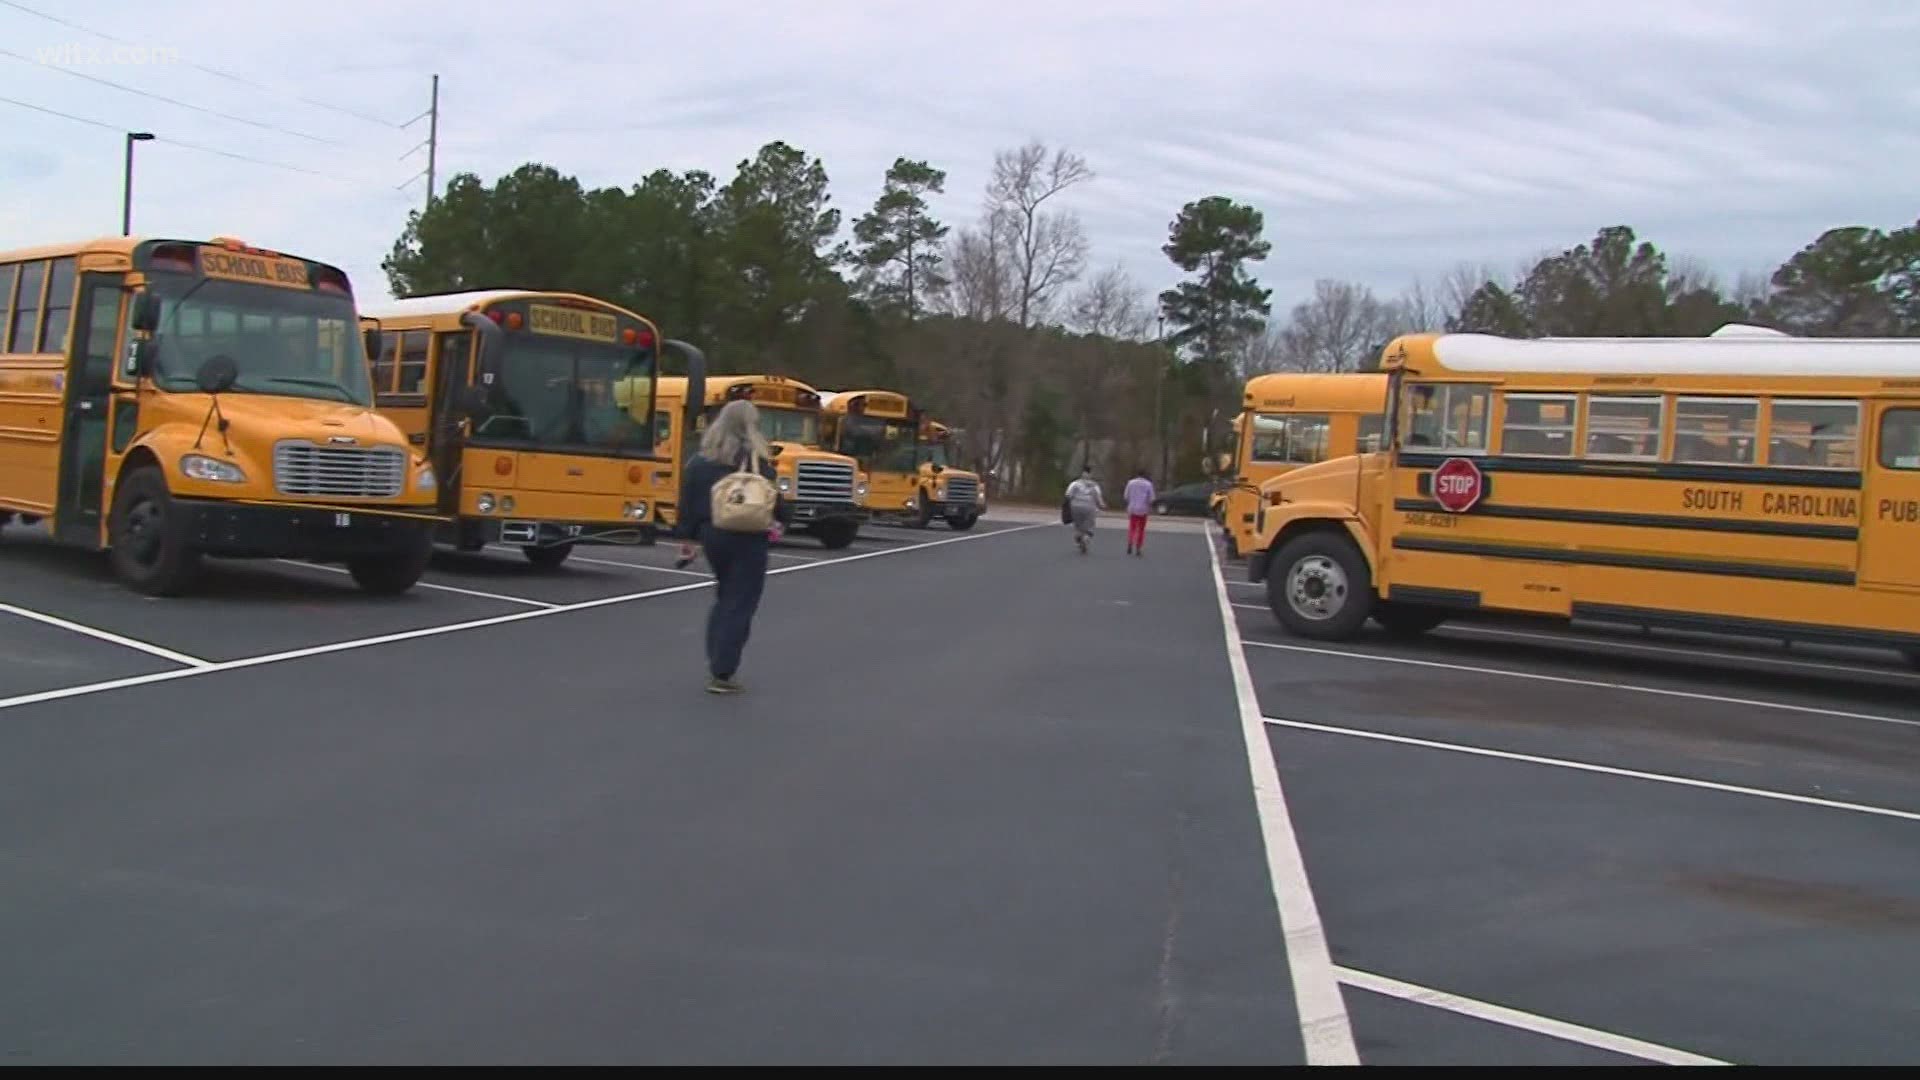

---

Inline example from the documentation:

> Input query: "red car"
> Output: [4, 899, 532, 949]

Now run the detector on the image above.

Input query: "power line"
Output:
[0, 93, 394, 187]
[0, 46, 344, 145]
[0, 0, 402, 129]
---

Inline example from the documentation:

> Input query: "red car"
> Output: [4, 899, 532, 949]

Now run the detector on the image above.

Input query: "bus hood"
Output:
[1258, 453, 1366, 504]
[158, 393, 405, 449]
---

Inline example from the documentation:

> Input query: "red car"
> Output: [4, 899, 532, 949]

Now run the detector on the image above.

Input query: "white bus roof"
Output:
[1428, 328, 1920, 378]
[359, 290, 546, 320]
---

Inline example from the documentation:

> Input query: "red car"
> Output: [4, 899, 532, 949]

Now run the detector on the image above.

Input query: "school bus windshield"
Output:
[839, 414, 919, 472]
[149, 277, 369, 406]
[708, 403, 818, 447]
[473, 336, 656, 451]
[918, 442, 951, 468]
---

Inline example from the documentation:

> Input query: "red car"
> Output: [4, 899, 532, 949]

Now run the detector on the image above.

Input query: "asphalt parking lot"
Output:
[2, 507, 1915, 1064]
[1227, 560, 1920, 1066]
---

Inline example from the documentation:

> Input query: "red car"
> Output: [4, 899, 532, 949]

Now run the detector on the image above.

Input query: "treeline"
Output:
[382, 139, 1919, 496]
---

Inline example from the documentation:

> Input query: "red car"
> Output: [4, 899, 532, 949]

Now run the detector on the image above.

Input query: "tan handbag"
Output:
[709, 451, 777, 533]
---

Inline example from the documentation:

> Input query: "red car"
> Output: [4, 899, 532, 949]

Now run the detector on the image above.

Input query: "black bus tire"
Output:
[1265, 529, 1372, 641]
[814, 520, 858, 549]
[107, 465, 201, 596]
[349, 535, 432, 596]
[523, 542, 573, 570]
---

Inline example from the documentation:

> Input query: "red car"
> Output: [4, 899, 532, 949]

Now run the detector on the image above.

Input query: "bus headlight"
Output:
[477, 493, 497, 513]
[777, 477, 792, 493]
[181, 453, 245, 483]
[856, 480, 869, 498]
[624, 500, 649, 520]
[416, 465, 437, 491]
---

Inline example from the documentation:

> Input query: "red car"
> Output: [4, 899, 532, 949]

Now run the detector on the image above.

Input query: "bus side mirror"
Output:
[1215, 452, 1232, 475]
[195, 355, 238, 395]
[130, 292, 160, 333]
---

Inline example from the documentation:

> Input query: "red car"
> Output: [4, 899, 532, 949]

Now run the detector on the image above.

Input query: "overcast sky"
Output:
[3, 0, 1916, 323]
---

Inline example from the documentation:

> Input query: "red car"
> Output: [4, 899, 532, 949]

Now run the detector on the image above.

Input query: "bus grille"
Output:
[943, 476, 979, 504]
[795, 460, 855, 503]
[273, 442, 406, 498]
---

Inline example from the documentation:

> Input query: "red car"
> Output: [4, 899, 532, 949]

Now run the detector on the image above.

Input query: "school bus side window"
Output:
[0, 264, 15, 351]
[37, 258, 76, 353]
[1585, 396, 1663, 460]
[1251, 413, 1331, 464]
[397, 330, 430, 394]
[1500, 393, 1576, 457]
[1673, 397, 1758, 465]
[1879, 410, 1920, 470]
[1357, 414, 1385, 453]
[1405, 383, 1490, 452]
[373, 331, 398, 391]
[9, 261, 45, 352]
[1768, 400, 1858, 469]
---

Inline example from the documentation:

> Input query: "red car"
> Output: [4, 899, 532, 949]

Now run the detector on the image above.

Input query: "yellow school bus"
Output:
[643, 373, 869, 547]
[1212, 374, 1388, 558]
[818, 390, 986, 530]
[357, 290, 704, 568]
[1244, 327, 1920, 663]
[0, 235, 438, 596]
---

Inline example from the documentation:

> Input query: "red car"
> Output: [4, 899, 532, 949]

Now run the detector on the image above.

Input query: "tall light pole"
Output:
[122, 132, 154, 236]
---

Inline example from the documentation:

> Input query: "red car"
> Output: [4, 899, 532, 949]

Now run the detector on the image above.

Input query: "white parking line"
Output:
[1244, 639, 1920, 732]
[276, 561, 558, 609]
[564, 553, 709, 577]
[1335, 966, 1731, 1066]
[1437, 623, 1920, 682]
[1231, 600, 1917, 682]
[0, 523, 1047, 714]
[1206, 532, 1357, 1064]
[0, 603, 212, 669]
[1265, 716, 1920, 823]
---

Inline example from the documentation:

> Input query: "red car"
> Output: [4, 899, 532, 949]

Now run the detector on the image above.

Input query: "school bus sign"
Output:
[528, 303, 618, 343]
[1431, 456, 1484, 513]
[197, 246, 313, 289]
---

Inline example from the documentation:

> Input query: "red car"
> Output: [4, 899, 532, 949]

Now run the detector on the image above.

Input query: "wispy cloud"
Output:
[0, 0, 1912, 316]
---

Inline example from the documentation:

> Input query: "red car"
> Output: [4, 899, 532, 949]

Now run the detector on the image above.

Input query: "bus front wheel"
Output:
[813, 520, 858, 549]
[107, 465, 201, 596]
[523, 542, 573, 570]
[349, 535, 432, 596]
[1266, 530, 1372, 641]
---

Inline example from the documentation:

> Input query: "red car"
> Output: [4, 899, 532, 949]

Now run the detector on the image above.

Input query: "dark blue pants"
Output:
[700, 527, 770, 679]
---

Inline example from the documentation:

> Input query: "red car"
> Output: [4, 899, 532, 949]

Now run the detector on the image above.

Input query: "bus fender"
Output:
[1248, 508, 1378, 585]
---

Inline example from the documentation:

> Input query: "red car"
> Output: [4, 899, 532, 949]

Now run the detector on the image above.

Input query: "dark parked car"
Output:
[1152, 480, 1226, 517]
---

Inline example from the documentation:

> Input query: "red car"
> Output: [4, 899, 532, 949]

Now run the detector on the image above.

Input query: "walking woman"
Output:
[1064, 466, 1106, 554]
[674, 399, 791, 694]
[1123, 467, 1155, 556]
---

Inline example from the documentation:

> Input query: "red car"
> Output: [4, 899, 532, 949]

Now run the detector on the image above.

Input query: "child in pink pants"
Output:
[1124, 469, 1155, 556]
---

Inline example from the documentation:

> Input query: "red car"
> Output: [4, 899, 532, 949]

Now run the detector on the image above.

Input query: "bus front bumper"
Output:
[790, 501, 869, 525]
[179, 499, 436, 559]
[484, 517, 655, 547]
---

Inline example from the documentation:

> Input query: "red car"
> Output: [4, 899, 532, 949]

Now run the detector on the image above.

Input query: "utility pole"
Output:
[401, 75, 441, 210]
[425, 74, 439, 210]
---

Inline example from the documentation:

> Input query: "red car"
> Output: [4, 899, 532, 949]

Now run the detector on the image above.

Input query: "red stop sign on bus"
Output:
[1431, 457, 1484, 513]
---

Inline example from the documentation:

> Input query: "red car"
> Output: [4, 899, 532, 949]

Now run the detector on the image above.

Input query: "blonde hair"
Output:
[700, 398, 771, 465]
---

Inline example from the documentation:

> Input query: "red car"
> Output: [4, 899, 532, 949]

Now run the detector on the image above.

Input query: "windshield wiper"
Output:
[259, 376, 357, 402]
